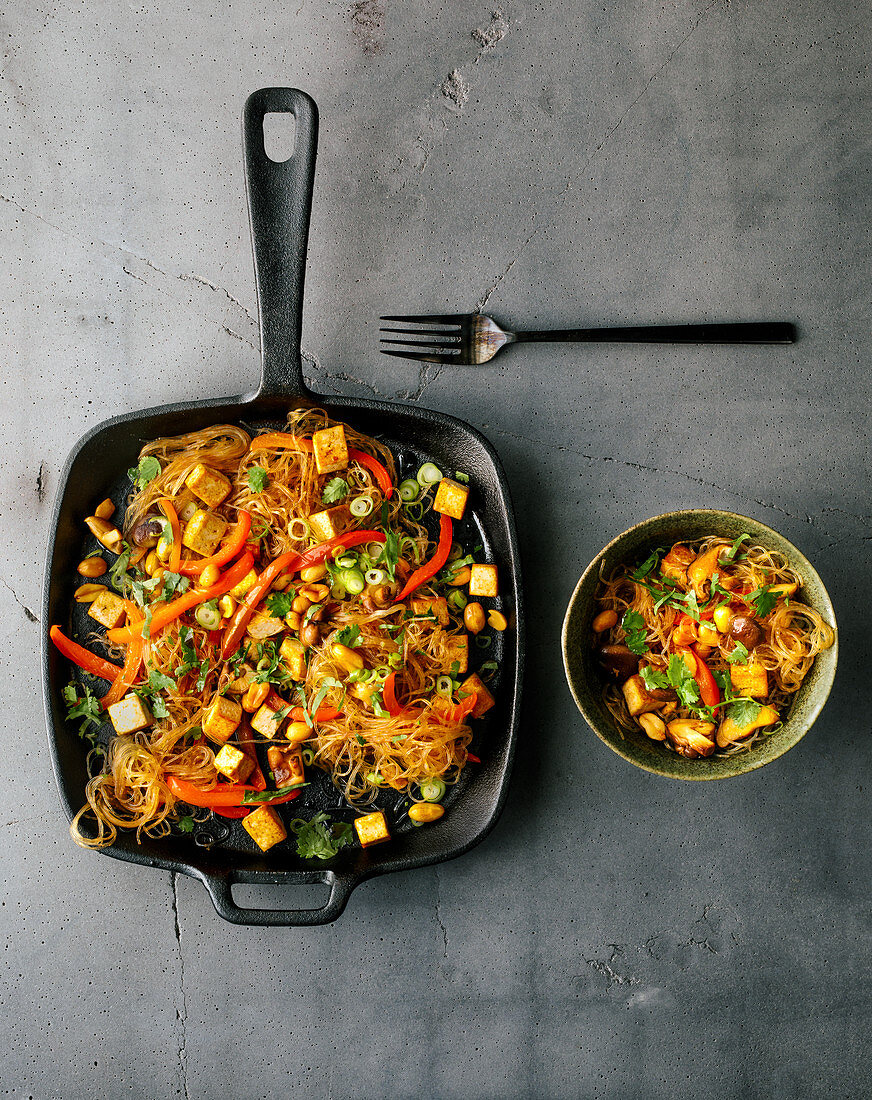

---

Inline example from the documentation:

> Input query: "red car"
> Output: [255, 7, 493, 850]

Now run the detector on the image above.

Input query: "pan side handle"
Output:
[199, 869, 357, 926]
[243, 88, 318, 401]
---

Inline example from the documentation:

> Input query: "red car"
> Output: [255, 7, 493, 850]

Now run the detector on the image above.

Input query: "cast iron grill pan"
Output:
[42, 89, 523, 925]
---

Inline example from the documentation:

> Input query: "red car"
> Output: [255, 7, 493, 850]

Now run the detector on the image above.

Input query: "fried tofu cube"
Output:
[354, 810, 390, 848]
[184, 463, 232, 508]
[307, 504, 352, 542]
[202, 696, 242, 744]
[621, 674, 663, 718]
[468, 564, 498, 598]
[250, 691, 290, 739]
[182, 509, 227, 557]
[87, 589, 128, 629]
[443, 633, 469, 674]
[458, 672, 496, 718]
[411, 595, 450, 626]
[312, 425, 349, 475]
[730, 663, 769, 699]
[228, 568, 258, 600]
[433, 477, 470, 520]
[107, 693, 152, 736]
[279, 636, 307, 681]
[213, 743, 255, 784]
[242, 804, 288, 852]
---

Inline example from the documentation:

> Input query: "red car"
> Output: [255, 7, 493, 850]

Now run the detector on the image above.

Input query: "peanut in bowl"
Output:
[561, 510, 838, 780]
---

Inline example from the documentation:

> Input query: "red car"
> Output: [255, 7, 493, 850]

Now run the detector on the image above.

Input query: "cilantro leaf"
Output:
[148, 669, 177, 693]
[177, 815, 195, 833]
[748, 586, 777, 617]
[160, 571, 190, 600]
[265, 591, 294, 618]
[454, 470, 470, 484]
[640, 665, 671, 692]
[726, 698, 763, 727]
[242, 783, 308, 805]
[127, 456, 161, 491]
[725, 642, 750, 665]
[621, 609, 648, 656]
[335, 624, 361, 648]
[719, 533, 751, 565]
[63, 682, 103, 743]
[667, 653, 700, 709]
[631, 548, 662, 581]
[288, 813, 355, 859]
[247, 466, 270, 493]
[322, 477, 349, 504]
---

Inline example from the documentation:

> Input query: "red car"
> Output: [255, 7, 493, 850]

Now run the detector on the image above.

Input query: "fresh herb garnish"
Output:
[621, 609, 648, 656]
[247, 466, 270, 493]
[719, 533, 750, 565]
[161, 571, 190, 600]
[177, 815, 195, 833]
[726, 698, 762, 726]
[454, 470, 470, 484]
[724, 642, 750, 665]
[371, 691, 388, 718]
[265, 591, 294, 618]
[288, 812, 355, 859]
[335, 624, 361, 648]
[108, 545, 132, 593]
[321, 477, 349, 504]
[63, 682, 103, 743]
[631, 548, 662, 581]
[242, 783, 308, 805]
[642, 654, 701, 710]
[748, 586, 777, 617]
[127, 456, 161, 490]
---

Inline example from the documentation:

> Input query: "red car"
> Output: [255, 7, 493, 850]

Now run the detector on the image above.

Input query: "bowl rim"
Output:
[561, 508, 839, 780]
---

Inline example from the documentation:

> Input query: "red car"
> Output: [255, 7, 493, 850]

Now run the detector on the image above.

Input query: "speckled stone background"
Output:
[2, 3, 870, 1098]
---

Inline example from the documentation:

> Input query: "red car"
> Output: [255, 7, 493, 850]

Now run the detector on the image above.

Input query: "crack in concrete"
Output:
[472, 9, 509, 62]
[398, 361, 443, 402]
[178, 273, 258, 326]
[171, 874, 191, 1100]
[1, 580, 39, 623]
[583, 955, 638, 987]
[434, 867, 449, 959]
[36, 461, 46, 504]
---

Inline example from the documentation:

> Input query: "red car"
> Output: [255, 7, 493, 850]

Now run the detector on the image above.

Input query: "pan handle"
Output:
[200, 869, 357, 926]
[243, 88, 318, 401]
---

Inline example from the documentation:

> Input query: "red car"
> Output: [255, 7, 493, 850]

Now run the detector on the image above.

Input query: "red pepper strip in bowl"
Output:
[348, 448, 393, 500]
[220, 531, 387, 659]
[158, 499, 182, 574]
[676, 645, 721, 708]
[178, 511, 252, 576]
[249, 433, 314, 452]
[395, 513, 453, 603]
[166, 775, 303, 810]
[49, 626, 122, 682]
[107, 552, 254, 645]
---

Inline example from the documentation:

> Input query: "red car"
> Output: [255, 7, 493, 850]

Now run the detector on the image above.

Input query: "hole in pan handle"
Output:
[243, 88, 319, 403]
[200, 868, 358, 927]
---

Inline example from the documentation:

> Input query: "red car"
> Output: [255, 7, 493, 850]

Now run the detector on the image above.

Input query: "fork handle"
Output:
[514, 322, 795, 344]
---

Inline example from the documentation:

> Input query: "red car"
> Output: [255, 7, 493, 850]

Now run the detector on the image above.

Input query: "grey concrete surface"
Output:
[1, 1, 870, 1097]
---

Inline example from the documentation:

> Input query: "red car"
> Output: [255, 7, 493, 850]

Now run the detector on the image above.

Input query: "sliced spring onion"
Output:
[365, 770, 382, 785]
[331, 581, 347, 600]
[301, 746, 315, 766]
[416, 462, 442, 486]
[350, 496, 374, 517]
[365, 568, 386, 585]
[447, 589, 467, 611]
[342, 569, 365, 595]
[257, 656, 272, 671]
[194, 602, 221, 630]
[403, 502, 424, 522]
[348, 667, 373, 683]
[366, 541, 384, 561]
[374, 667, 390, 683]
[336, 554, 358, 569]
[288, 517, 310, 541]
[475, 634, 493, 649]
[387, 652, 403, 669]
[436, 675, 453, 696]
[448, 541, 464, 562]
[399, 478, 420, 502]
[419, 777, 446, 802]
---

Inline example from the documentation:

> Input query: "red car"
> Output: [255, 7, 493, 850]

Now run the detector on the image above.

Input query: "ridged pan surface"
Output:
[42, 89, 523, 925]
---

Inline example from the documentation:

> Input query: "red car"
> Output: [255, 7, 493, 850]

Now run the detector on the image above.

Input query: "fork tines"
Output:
[379, 314, 464, 362]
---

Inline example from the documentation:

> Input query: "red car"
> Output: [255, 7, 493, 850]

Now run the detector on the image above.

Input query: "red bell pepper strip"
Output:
[178, 511, 252, 576]
[49, 626, 122, 682]
[108, 551, 254, 645]
[466, 753, 481, 764]
[166, 774, 302, 809]
[382, 671, 405, 717]
[249, 433, 314, 452]
[676, 645, 721, 708]
[349, 448, 393, 500]
[395, 513, 453, 603]
[100, 602, 145, 708]
[158, 499, 182, 574]
[213, 805, 252, 819]
[289, 705, 344, 723]
[220, 531, 387, 659]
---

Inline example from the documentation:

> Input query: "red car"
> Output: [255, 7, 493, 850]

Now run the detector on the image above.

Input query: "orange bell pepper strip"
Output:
[49, 625, 122, 682]
[466, 752, 481, 764]
[349, 448, 393, 500]
[395, 513, 453, 602]
[289, 705, 344, 722]
[382, 671, 404, 717]
[676, 645, 721, 708]
[178, 511, 252, 576]
[100, 601, 145, 708]
[158, 499, 182, 573]
[166, 775, 302, 810]
[107, 551, 254, 645]
[249, 433, 314, 452]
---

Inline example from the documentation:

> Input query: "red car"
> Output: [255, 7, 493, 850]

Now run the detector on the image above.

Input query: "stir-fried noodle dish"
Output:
[591, 535, 834, 759]
[52, 410, 507, 854]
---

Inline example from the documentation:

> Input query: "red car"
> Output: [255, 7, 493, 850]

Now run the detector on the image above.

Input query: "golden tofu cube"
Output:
[250, 691, 290, 740]
[87, 589, 127, 629]
[202, 695, 242, 744]
[229, 568, 259, 600]
[443, 633, 469, 674]
[182, 509, 228, 557]
[312, 425, 349, 474]
[458, 672, 496, 718]
[621, 674, 662, 717]
[433, 477, 470, 520]
[213, 743, 255, 784]
[411, 595, 450, 626]
[279, 636, 307, 681]
[730, 663, 769, 699]
[716, 704, 779, 748]
[184, 463, 232, 508]
[307, 504, 352, 542]
[354, 810, 390, 848]
[242, 804, 288, 852]
[468, 564, 498, 598]
[107, 693, 152, 736]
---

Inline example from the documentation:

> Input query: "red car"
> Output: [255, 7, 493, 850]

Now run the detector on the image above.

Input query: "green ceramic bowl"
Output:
[561, 510, 838, 779]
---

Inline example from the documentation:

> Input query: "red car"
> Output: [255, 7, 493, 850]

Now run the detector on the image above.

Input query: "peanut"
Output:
[94, 498, 115, 520]
[463, 602, 486, 634]
[592, 609, 618, 633]
[77, 556, 107, 578]
[73, 583, 107, 603]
